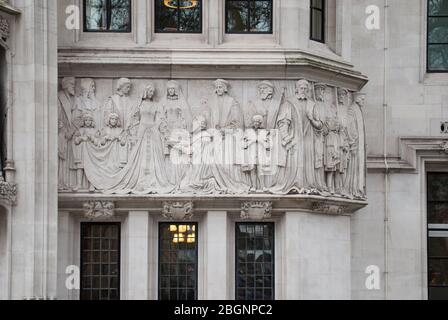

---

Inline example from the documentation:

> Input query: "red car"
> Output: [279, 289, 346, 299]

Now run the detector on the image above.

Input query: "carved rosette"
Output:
[0, 15, 9, 40]
[162, 201, 194, 220]
[0, 176, 16, 206]
[241, 201, 273, 220]
[311, 202, 348, 215]
[83, 201, 115, 219]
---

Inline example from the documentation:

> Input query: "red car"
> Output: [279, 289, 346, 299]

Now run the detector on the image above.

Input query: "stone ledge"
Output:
[0, 1, 20, 15]
[58, 49, 368, 91]
[58, 194, 367, 216]
[367, 137, 448, 173]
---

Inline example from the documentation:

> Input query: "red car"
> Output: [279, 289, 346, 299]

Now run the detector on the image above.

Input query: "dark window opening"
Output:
[427, 0, 448, 71]
[427, 172, 448, 300]
[84, 0, 131, 32]
[236, 223, 275, 300]
[80, 223, 121, 300]
[155, 0, 202, 33]
[159, 222, 198, 300]
[225, 0, 273, 34]
[310, 0, 325, 43]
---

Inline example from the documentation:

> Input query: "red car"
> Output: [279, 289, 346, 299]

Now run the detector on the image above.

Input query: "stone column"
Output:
[203, 211, 228, 300]
[282, 211, 351, 300]
[125, 211, 150, 300]
[10, 0, 59, 300]
[57, 211, 75, 300]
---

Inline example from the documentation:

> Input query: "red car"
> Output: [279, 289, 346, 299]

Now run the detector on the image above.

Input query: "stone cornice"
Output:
[58, 48, 368, 91]
[367, 137, 448, 172]
[59, 194, 367, 216]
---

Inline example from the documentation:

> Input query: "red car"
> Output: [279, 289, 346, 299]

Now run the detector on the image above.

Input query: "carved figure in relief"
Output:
[179, 116, 226, 194]
[319, 84, 342, 195]
[100, 113, 127, 168]
[345, 92, 367, 199]
[73, 79, 101, 131]
[130, 83, 175, 194]
[103, 78, 136, 166]
[242, 115, 271, 192]
[336, 88, 351, 195]
[73, 112, 100, 192]
[58, 77, 76, 191]
[312, 83, 328, 192]
[290, 79, 321, 193]
[160, 81, 193, 186]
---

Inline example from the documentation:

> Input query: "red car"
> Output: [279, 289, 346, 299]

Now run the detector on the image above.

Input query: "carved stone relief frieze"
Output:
[58, 77, 367, 201]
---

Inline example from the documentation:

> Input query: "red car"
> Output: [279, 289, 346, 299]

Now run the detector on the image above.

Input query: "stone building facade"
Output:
[0, 0, 447, 300]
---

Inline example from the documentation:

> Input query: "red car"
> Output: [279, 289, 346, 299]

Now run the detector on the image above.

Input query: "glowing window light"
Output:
[169, 225, 177, 232]
[163, 0, 199, 9]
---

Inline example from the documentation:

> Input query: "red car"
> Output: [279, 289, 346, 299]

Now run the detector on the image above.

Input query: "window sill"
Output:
[423, 72, 448, 86]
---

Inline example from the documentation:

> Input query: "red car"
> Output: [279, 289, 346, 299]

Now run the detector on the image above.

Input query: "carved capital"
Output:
[0, 176, 16, 206]
[162, 201, 194, 220]
[311, 202, 348, 215]
[83, 201, 115, 219]
[241, 201, 272, 220]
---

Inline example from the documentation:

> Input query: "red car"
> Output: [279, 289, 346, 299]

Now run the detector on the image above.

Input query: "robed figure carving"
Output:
[336, 88, 351, 196]
[248, 81, 303, 194]
[290, 80, 323, 193]
[345, 92, 367, 199]
[161, 81, 193, 187]
[58, 77, 76, 190]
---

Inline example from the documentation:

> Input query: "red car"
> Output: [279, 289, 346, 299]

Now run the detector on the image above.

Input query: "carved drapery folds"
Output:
[58, 78, 367, 200]
[83, 201, 115, 219]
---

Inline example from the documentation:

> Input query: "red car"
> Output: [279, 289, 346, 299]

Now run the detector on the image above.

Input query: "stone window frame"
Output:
[148, 0, 209, 45]
[310, 0, 325, 43]
[426, 170, 448, 300]
[157, 222, 199, 300]
[218, 0, 280, 46]
[426, 0, 448, 73]
[83, 0, 132, 33]
[228, 214, 282, 300]
[153, 0, 203, 34]
[224, 0, 274, 34]
[235, 222, 276, 300]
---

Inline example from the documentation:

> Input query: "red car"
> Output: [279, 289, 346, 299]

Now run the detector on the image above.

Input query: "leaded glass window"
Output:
[310, 0, 325, 42]
[428, 0, 448, 71]
[225, 0, 273, 34]
[159, 223, 198, 300]
[80, 223, 121, 300]
[155, 1, 202, 33]
[236, 223, 274, 300]
[84, 0, 131, 32]
[428, 173, 448, 299]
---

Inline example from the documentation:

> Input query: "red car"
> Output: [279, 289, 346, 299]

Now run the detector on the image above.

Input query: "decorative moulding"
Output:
[367, 137, 448, 172]
[83, 201, 115, 219]
[0, 176, 16, 206]
[241, 201, 273, 220]
[162, 201, 194, 220]
[310, 202, 349, 215]
[0, 1, 21, 16]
